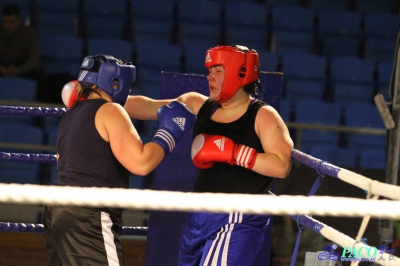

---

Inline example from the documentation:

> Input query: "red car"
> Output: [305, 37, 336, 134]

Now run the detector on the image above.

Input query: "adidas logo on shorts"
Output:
[213, 138, 225, 151]
[173, 117, 186, 130]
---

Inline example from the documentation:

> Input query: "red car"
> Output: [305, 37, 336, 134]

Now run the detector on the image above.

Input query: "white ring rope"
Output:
[293, 149, 400, 201]
[1, 104, 399, 265]
[338, 168, 399, 200]
[0, 183, 399, 219]
[1, 184, 397, 265]
[299, 215, 398, 266]
[2, 184, 399, 265]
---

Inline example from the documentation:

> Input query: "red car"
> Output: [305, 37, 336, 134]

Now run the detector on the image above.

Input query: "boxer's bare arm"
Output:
[124, 95, 173, 120]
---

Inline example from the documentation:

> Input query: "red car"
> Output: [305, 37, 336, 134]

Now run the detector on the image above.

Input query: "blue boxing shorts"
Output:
[178, 211, 270, 266]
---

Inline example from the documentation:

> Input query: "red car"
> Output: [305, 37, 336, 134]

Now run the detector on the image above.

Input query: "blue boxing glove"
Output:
[151, 101, 196, 155]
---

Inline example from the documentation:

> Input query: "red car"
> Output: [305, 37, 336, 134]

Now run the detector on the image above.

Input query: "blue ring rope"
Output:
[0, 222, 148, 236]
[0, 105, 66, 117]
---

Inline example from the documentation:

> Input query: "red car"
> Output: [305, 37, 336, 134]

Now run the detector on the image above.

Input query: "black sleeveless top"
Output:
[193, 98, 274, 194]
[56, 99, 130, 189]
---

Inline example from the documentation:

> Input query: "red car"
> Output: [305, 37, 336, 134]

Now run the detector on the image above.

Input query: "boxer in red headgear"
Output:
[123, 45, 294, 266]
[204, 45, 260, 103]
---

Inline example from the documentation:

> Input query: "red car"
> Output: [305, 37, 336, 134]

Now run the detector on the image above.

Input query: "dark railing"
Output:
[286, 122, 386, 150]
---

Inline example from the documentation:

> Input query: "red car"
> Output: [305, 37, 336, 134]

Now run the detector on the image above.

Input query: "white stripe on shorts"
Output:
[101, 212, 120, 266]
[203, 212, 243, 266]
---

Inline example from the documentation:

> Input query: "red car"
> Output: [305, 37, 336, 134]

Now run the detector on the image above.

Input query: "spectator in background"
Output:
[0, 4, 40, 80]
[272, 215, 325, 266]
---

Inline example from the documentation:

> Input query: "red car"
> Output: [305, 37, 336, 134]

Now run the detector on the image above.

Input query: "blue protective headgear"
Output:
[78, 55, 136, 105]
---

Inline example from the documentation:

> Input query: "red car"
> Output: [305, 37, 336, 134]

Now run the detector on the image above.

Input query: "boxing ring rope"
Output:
[0, 105, 66, 117]
[0, 222, 148, 236]
[0, 181, 399, 218]
[292, 149, 400, 201]
[1, 105, 400, 265]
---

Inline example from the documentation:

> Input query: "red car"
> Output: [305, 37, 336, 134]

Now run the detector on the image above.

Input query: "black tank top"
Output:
[193, 98, 274, 194]
[56, 99, 130, 189]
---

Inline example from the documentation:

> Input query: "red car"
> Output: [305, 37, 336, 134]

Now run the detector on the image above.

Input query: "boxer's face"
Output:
[207, 65, 225, 101]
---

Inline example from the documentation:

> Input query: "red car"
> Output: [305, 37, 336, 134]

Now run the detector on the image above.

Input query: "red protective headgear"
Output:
[205, 45, 260, 103]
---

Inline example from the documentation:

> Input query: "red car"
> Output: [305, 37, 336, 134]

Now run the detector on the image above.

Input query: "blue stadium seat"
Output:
[330, 57, 375, 84]
[270, 5, 315, 53]
[321, 35, 361, 58]
[295, 99, 341, 125]
[0, 122, 44, 152]
[177, 0, 221, 47]
[133, 19, 173, 43]
[267, 0, 301, 6]
[330, 56, 375, 106]
[131, 0, 175, 21]
[224, 2, 268, 49]
[35, 0, 79, 36]
[317, 8, 362, 37]
[317, 8, 362, 58]
[364, 12, 398, 40]
[309, 145, 358, 169]
[85, 16, 126, 39]
[284, 80, 325, 102]
[282, 52, 327, 81]
[333, 83, 374, 107]
[309, 0, 348, 10]
[364, 11, 397, 61]
[39, 116, 60, 149]
[36, 11, 77, 36]
[0, 77, 37, 102]
[226, 27, 267, 50]
[294, 99, 341, 151]
[359, 149, 387, 170]
[83, 0, 127, 39]
[0, 122, 44, 184]
[356, 0, 394, 13]
[272, 31, 315, 54]
[0, 77, 38, 124]
[344, 103, 386, 153]
[39, 33, 83, 77]
[258, 50, 279, 72]
[366, 37, 397, 61]
[134, 41, 183, 87]
[378, 59, 394, 88]
[36, 0, 78, 17]
[271, 5, 315, 33]
[184, 44, 209, 75]
[87, 38, 133, 61]
[45, 124, 59, 147]
[344, 103, 384, 128]
[281, 52, 327, 101]
[179, 23, 219, 47]
[131, 0, 175, 44]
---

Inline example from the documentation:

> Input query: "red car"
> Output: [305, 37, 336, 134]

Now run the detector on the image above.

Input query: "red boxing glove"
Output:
[61, 80, 80, 108]
[191, 134, 257, 169]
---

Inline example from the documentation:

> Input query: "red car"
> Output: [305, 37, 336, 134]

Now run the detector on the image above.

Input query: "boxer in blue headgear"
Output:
[44, 54, 196, 265]
[77, 54, 136, 105]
